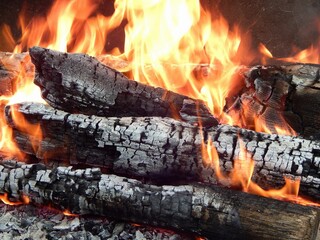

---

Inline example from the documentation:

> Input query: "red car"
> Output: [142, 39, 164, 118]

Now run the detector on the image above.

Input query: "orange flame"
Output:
[279, 46, 320, 64]
[0, 0, 117, 159]
[258, 35, 320, 64]
[0, 193, 30, 206]
[202, 137, 320, 207]
[258, 43, 273, 65]
[111, 0, 248, 121]
[0, 0, 319, 208]
[63, 209, 79, 217]
[254, 116, 297, 136]
[0, 55, 44, 158]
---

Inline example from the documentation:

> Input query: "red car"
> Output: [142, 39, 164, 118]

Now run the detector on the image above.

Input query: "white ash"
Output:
[0, 204, 198, 240]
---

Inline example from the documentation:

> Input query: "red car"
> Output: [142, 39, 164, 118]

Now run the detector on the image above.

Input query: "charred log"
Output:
[29, 47, 217, 127]
[0, 160, 319, 240]
[5, 102, 320, 200]
[226, 64, 320, 138]
[1, 50, 320, 136]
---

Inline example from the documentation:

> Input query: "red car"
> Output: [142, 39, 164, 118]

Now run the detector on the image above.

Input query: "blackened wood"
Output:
[1, 160, 319, 240]
[6, 102, 320, 200]
[226, 64, 320, 138]
[29, 47, 218, 127]
[2, 50, 320, 136]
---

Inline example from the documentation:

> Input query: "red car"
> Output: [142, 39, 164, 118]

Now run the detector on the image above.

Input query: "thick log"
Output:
[1, 50, 320, 136]
[28, 47, 320, 137]
[28, 47, 217, 127]
[5, 102, 320, 200]
[0, 160, 319, 240]
[226, 64, 320, 138]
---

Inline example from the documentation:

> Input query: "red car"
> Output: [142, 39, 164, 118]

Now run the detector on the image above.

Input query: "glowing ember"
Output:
[258, 38, 320, 64]
[63, 209, 79, 217]
[202, 137, 320, 207]
[0, 193, 30, 206]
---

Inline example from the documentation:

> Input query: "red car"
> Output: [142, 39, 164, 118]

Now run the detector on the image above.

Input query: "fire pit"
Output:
[0, 0, 320, 239]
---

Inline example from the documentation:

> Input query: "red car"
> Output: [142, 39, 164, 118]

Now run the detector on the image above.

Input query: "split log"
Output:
[28, 46, 217, 127]
[0, 160, 319, 240]
[5, 102, 320, 200]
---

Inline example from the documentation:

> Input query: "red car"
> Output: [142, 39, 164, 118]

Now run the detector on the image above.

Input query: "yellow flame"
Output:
[202, 137, 320, 207]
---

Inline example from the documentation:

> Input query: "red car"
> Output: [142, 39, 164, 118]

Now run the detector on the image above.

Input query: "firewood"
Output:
[5, 102, 320, 200]
[0, 160, 319, 240]
[1, 49, 320, 136]
[226, 64, 320, 139]
[28, 46, 217, 127]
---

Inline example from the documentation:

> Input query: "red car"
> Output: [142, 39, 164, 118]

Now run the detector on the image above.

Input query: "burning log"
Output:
[0, 160, 319, 240]
[28, 46, 217, 127]
[1, 49, 320, 136]
[28, 47, 320, 137]
[5, 102, 320, 200]
[226, 64, 320, 138]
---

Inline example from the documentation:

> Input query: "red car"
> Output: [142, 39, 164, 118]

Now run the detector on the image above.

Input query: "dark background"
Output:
[0, 0, 319, 58]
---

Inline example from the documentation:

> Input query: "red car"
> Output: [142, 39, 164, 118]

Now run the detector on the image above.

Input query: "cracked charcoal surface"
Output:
[0, 204, 192, 240]
[1, 50, 319, 136]
[227, 64, 320, 138]
[0, 160, 318, 240]
[5, 102, 320, 200]
[29, 47, 218, 127]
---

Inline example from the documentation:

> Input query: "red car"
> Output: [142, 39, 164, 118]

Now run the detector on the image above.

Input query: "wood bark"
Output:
[6, 102, 320, 200]
[28, 47, 217, 127]
[0, 160, 319, 240]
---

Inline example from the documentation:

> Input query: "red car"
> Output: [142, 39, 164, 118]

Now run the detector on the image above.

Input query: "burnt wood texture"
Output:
[1, 49, 320, 137]
[227, 64, 320, 139]
[29, 46, 217, 127]
[5, 102, 320, 200]
[0, 160, 319, 240]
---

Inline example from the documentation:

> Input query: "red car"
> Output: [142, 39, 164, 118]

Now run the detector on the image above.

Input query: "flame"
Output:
[111, 0, 246, 121]
[0, 0, 319, 208]
[259, 43, 273, 65]
[258, 34, 319, 64]
[202, 137, 320, 207]
[11, 0, 112, 55]
[254, 116, 297, 136]
[0, 0, 118, 159]
[279, 19, 320, 64]
[279, 46, 320, 64]
[0, 193, 30, 206]
[63, 209, 79, 217]
[0, 54, 44, 158]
